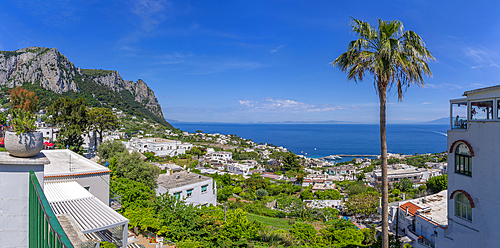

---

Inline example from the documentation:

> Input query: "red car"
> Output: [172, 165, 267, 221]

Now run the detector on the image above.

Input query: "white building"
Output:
[156, 171, 217, 206]
[438, 85, 500, 247]
[304, 200, 343, 210]
[127, 137, 193, 157]
[386, 190, 448, 248]
[0, 149, 128, 247]
[327, 165, 357, 180]
[226, 162, 253, 175]
[43, 149, 111, 204]
[383, 85, 500, 247]
[211, 151, 232, 161]
[36, 127, 59, 142]
[372, 165, 441, 185]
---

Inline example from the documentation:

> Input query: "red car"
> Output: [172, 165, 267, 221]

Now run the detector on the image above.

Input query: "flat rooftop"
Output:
[157, 171, 211, 190]
[374, 167, 425, 177]
[134, 138, 178, 143]
[403, 190, 448, 227]
[43, 150, 110, 177]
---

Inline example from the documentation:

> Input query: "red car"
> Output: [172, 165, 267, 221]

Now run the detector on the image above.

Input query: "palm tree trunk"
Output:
[379, 85, 389, 248]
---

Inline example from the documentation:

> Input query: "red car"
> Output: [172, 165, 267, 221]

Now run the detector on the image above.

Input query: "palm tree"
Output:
[333, 18, 434, 248]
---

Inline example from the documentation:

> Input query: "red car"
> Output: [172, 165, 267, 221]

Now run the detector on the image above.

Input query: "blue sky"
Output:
[1, 0, 499, 123]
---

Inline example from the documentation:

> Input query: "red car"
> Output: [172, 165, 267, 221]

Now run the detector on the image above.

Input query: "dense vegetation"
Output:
[0, 71, 172, 128]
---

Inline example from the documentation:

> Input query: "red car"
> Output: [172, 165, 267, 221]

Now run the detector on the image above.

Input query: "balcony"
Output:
[29, 170, 74, 248]
[451, 100, 467, 130]
[417, 235, 435, 248]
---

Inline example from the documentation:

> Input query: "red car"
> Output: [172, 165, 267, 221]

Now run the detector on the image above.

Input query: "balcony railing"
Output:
[29, 170, 74, 248]
[451, 100, 467, 130]
[418, 235, 435, 248]
[452, 117, 467, 130]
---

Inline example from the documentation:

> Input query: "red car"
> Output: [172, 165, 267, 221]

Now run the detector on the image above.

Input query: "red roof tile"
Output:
[399, 202, 421, 216]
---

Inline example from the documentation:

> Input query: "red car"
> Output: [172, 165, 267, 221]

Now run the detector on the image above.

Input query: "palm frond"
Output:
[334, 18, 434, 100]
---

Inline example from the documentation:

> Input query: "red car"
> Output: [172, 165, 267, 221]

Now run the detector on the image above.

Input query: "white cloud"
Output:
[425, 83, 464, 90]
[239, 99, 255, 107]
[463, 46, 500, 70]
[239, 97, 345, 113]
[270, 45, 284, 53]
[132, 0, 171, 31]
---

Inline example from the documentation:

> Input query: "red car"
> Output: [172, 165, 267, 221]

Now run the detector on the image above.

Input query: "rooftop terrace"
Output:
[43, 150, 110, 177]
[157, 171, 212, 190]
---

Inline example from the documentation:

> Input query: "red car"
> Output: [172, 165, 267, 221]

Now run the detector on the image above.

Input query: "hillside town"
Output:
[1, 8, 499, 247]
[0, 86, 453, 248]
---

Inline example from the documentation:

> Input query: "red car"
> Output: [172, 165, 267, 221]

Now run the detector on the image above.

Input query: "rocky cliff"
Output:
[0, 47, 167, 125]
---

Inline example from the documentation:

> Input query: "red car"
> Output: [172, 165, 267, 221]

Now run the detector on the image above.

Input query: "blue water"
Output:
[173, 123, 449, 160]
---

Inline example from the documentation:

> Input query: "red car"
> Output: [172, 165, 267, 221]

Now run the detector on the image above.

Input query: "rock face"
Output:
[0, 47, 77, 93]
[0, 47, 164, 119]
[91, 72, 164, 118]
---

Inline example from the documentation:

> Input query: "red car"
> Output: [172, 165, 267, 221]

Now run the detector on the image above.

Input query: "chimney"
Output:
[403, 193, 406, 201]
[406, 206, 409, 215]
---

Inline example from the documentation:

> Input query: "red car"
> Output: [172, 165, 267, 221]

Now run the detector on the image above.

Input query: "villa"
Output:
[156, 171, 217, 206]
[372, 165, 442, 185]
[126, 137, 193, 157]
[382, 85, 500, 247]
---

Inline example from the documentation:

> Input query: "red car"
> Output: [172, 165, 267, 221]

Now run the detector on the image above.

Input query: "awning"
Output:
[44, 181, 128, 234]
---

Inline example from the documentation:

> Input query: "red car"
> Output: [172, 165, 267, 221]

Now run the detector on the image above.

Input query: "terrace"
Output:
[450, 85, 500, 130]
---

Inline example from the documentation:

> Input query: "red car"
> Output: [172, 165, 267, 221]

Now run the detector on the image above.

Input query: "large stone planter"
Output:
[4, 131, 43, 157]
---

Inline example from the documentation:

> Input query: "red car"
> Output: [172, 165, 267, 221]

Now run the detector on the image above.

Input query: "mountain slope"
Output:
[0, 47, 171, 127]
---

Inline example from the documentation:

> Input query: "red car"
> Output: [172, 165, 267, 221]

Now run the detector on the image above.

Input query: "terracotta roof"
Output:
[399, 202, 421, 216]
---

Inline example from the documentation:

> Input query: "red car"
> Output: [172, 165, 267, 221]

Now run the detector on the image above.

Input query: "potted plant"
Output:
[4, 109, 43, 157]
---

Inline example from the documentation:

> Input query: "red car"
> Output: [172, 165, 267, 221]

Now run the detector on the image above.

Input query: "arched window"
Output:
[455, 193, 472, 221]
[455, 143, 472, 176]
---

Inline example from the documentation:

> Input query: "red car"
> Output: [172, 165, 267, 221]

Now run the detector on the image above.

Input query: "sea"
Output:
[173, 123, 449, 163]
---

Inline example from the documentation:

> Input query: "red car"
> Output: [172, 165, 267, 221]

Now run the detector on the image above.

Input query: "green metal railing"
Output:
[29, 170, 74, 248]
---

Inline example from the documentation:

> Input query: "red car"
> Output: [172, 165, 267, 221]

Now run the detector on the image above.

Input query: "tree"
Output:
[426, 175, 447, 194]
[0, 113, 6, 126]
[357, 173, 366, 181]
[47, 97, 89, 154]
[97, 140, 126, 161]
[111, 177, 153, 210]
[9, 87, 38, 112]
[114, 151, 160, 190]
[300, 186, 314, 200]
[314, 189, 341, 200]
[255, 189, 268, 199]
[282, 152, 301, 172]
[290, 223, 316, 244]
[245, 178, 268, 191]
[87, 107, 119, 146]
[344, 192, 380, 216]
[0, 113, 6, 136]
[190, 147, 203, 159]
[333, 18, 434, 248]
[399, 178, 414, 192]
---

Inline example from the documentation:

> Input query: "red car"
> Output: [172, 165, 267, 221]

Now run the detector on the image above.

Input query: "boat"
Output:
[324, 155, 341, 160]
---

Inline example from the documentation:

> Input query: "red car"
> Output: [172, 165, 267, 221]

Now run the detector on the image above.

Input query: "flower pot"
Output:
[4, 131, 43, 157]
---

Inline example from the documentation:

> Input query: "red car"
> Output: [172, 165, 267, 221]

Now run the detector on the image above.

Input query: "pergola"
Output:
[44, 181, 129, 247]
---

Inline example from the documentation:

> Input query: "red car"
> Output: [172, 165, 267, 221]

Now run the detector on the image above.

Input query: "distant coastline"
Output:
[173, 123, 449, 157]
[167, 117, 448, 125]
